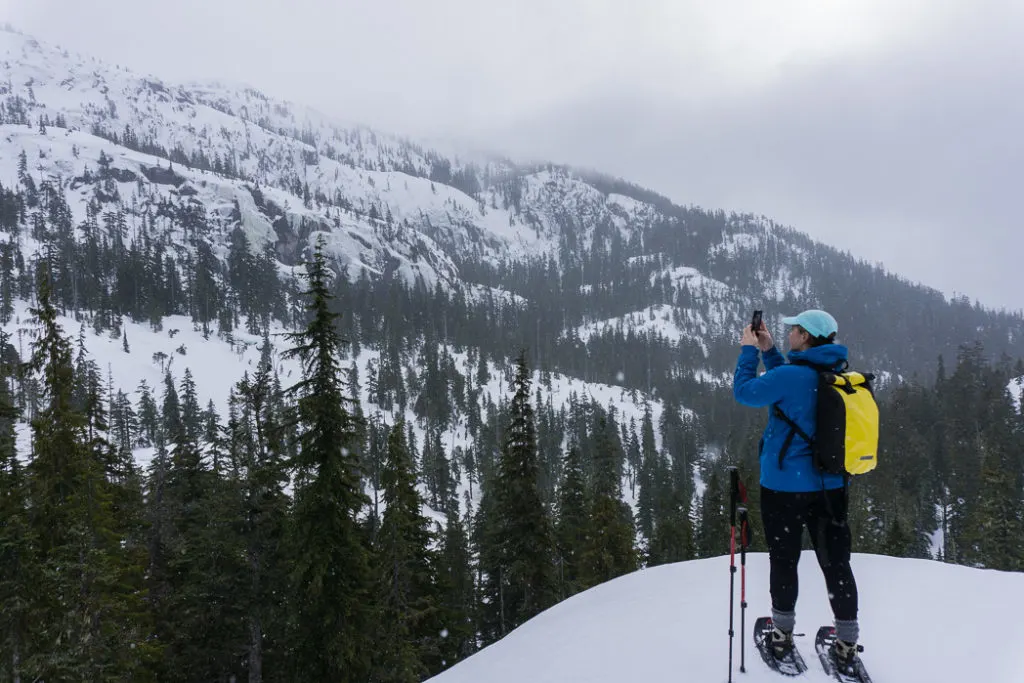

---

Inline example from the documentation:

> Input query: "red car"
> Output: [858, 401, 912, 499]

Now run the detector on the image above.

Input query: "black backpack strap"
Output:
[770, 358, 844, 469]
[789, 357, 846, 374]
[818, 471, 850, 526]
[772, 404, 814, 469]
[814, 474, 851, 567]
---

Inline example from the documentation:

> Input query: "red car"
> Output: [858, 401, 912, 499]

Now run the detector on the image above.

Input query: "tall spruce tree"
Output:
[435, 495, 476, 671]
[647, 453, 694, 566]
[965, 384, 1024, 570]
[230, 361, 290, 683]
[480, 349, 556, 640]
[282, 236, 374, 682]
[554, 443, 588, 598]
[580, 414, 637, 586]
[24, 268, 156, 680]
[372, 418, 441, 682]
[0, 334, 36, 682]
[151, 367, 245, 681]
[635, 405, 658, 542]
[696, 467, 729, 558]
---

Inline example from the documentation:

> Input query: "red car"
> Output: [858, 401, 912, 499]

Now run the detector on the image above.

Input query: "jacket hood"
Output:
[787, 343, 848, 370]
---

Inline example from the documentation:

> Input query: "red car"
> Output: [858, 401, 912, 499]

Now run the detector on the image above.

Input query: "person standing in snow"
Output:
[732, 309, 862, 673]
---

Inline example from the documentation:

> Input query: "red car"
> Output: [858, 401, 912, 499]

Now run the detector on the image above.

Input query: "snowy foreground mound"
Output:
[429, 551, 1024, 683]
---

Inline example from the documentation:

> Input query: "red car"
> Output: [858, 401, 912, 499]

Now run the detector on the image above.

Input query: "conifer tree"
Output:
[580, 414, 637, 586]
[965, 388, 1024, 571]
[696, 468, 728, 558]
[153, 366, 245, 681]
[161, 371, 182, 442]
[136, 379, 160, 446]
[0, 334, 36, 681]
[230, 360, 290, 683]
[372, 418, 440, 682]
[479, 349, 556, 640]
[635, 405, 658, 541]
[24, 268, 156, 679]
[881, 516, 913, 558]
[435, 495, 477, 670]
[647, 453, 695, 565]
[555, 443, 588, 598]
[179, 367, 202, 444]
[282, 236, 374, 682]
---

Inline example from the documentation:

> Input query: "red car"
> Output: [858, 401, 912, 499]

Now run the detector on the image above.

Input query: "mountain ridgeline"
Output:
[0, 25, 1022, 682]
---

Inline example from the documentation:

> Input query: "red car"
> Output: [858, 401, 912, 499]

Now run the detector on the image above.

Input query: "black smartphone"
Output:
[751, 309, 762, 335]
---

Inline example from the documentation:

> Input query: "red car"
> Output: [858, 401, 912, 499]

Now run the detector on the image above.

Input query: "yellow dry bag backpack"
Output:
[773, 360, 879, 477]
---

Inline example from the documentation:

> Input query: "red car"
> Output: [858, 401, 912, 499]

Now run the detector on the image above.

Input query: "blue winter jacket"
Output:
[733, 343, 848, 492]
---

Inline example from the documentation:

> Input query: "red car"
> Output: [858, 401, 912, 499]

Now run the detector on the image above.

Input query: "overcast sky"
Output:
[3, 0, 1022, 313]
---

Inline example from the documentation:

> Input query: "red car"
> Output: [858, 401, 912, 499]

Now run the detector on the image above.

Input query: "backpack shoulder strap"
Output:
[770, 356, 846, 469]
[789, 357, 847, 374]
[772, 403, 813, 469]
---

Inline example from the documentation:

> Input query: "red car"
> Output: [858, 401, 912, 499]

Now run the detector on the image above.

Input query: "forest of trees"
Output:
[0, 139, 1021, 681]
[0, 238, 1020, 681]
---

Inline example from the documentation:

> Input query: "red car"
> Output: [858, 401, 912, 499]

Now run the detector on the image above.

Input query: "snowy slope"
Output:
[0, 25, 780, 342]
[0, 27, 667, 278]
[573, 304, 712, 358]
[0, 117, 462, 288]
[428, 552, 1024, 683]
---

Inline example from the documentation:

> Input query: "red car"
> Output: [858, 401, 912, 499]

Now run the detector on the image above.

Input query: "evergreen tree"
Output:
[372, 418, 441, 682]
[554, 443, 588, 598]
[154, 372, 245, 681]
[881, 516, 913, 558]
[579, 414, 637, 586]
[136, 379, 160, 447]
[282, 236, 374, 682]
[696, 468, 729, 558]
[24, 269, 156, 679]
[647, 452, 695, 566]
[479, 349, 556, 641]
[635, 405, 658, 541]
[230, 363, 290, 682]
[964, 381, 1024, 570]
[161, 371, 182, 443]
[435, 497, 476, 670]
[0, 335, 36, 681]
[179, 368, 202, 444]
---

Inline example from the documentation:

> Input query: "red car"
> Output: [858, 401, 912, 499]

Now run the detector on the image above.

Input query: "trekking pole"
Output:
[727, 466, 739, 683]
[738, 506, 749, 673]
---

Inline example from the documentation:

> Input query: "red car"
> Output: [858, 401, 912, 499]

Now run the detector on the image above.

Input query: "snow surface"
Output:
[428, 551, 1024, 683]
[572, 304, 711, 358]
[1010, 375, 1023, 412]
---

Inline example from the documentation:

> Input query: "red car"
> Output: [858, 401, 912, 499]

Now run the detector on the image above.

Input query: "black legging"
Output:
[760, 485, 858, 622]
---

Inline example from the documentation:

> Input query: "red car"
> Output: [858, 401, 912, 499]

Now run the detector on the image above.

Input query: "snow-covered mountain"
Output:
[428, 550, 1024, 683]
[5, 24, 1022, 378]
[0, 25, 664, 286]
[2, 23, 1023, 560]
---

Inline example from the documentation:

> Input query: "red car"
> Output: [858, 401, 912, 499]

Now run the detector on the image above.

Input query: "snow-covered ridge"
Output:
[0, 28, 662, 280]
[0, 25, 833, 350]
[428, 551, 1023, 683]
